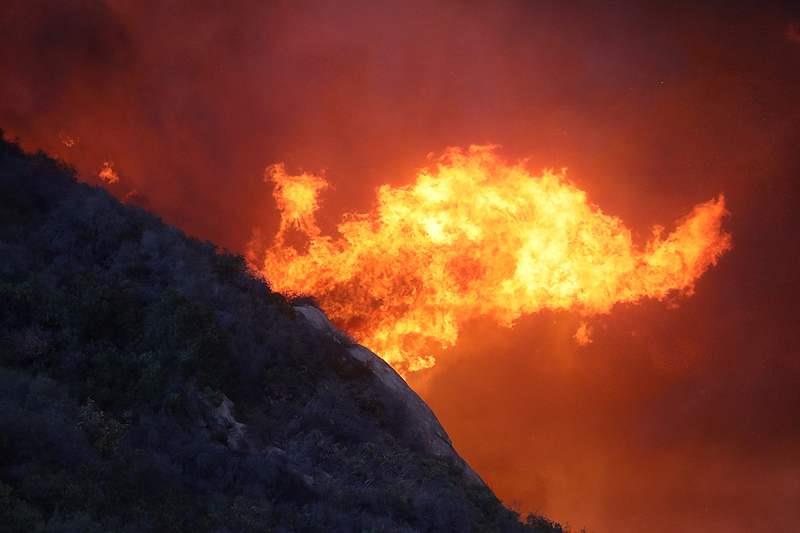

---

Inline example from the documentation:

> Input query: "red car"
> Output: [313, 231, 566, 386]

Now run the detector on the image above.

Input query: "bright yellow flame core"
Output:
[257, 146, 731, 373]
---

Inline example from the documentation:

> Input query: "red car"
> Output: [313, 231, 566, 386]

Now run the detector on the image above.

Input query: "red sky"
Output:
[2, 1, 799, 531]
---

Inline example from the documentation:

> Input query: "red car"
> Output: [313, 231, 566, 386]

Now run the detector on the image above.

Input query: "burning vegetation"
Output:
[251, 146, 732, 373]
[98, 161, 119, 184]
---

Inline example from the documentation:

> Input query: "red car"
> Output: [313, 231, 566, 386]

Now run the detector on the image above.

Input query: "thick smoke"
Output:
[2, 1, 800, 531]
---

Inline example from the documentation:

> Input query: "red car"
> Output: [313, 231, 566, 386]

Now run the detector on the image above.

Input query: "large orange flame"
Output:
[253, 146, 731, 373]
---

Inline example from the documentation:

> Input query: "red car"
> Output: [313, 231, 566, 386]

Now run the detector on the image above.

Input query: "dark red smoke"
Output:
[2, 1, 799, 531]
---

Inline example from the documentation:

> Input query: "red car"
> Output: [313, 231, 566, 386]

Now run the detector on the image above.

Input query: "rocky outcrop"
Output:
[294, 304, 484, 485]
[196, 389, 250, 452]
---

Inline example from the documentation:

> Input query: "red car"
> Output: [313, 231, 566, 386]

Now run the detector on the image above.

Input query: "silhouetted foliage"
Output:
[0, 133, 563, 532]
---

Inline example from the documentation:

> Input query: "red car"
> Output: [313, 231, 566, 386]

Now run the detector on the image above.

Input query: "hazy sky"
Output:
[2, 1, 799, 531]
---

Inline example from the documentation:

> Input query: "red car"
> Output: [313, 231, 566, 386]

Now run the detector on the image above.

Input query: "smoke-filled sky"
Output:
[2, 1, 800, 531]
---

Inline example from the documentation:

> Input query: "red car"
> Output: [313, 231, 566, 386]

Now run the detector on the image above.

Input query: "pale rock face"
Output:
[197, 389, 250, 452]
[293, 304, 483, 485]
[212, 396, 249, 451]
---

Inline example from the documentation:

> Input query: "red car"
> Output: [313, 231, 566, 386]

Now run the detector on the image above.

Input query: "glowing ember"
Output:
[253, 146, 731, 373]
[98, 161, 119, 184]
[59, 133, 77, 148]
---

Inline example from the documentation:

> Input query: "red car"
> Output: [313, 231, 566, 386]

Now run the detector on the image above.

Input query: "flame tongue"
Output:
[256, 146, 731, 373]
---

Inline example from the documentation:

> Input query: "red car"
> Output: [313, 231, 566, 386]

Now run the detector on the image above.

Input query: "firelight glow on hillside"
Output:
[252, 146, 731, 373]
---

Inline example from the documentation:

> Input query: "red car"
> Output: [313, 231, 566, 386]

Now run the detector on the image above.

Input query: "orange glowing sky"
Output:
[2, 1, 799, 531]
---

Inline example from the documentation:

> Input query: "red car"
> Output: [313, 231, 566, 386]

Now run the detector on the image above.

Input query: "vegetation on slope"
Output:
[0, 133, 563, 532]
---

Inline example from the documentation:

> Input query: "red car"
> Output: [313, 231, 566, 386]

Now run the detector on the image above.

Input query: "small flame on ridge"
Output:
[99, 161, 119, 184]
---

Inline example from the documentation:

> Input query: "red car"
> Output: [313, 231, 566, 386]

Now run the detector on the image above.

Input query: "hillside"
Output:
[0, 133, 563, 533]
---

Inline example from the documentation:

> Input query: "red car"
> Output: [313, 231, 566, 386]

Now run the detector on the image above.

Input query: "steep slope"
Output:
[0, 133, 562, 533]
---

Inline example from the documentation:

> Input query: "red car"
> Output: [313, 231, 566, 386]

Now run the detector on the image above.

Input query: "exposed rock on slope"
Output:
[0, 133, 562, 532]
[294, 304, 483, 485]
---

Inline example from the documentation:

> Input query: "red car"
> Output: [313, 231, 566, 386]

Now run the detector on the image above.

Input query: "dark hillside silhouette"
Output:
[0, 132, 562, 532]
